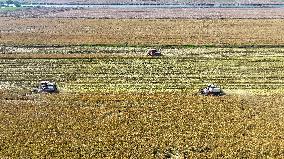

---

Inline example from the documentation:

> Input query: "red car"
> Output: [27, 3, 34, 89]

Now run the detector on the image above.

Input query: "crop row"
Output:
[1, 48, 284, 93]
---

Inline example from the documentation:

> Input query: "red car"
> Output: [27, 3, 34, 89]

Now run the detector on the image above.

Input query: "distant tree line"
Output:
[0, 0, 21, 7]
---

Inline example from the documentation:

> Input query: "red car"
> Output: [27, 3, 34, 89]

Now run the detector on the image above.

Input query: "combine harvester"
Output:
[33, 81, 59, 93]
[147, 49, 162, 56]
[200, 84, 225, 96]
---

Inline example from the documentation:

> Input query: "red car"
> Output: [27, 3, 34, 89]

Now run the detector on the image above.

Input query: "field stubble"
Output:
[2, 8, 284, 19]
[42, 8, 284, 19]
[1, 47, 284, 93]
[0, 18, 284, 46]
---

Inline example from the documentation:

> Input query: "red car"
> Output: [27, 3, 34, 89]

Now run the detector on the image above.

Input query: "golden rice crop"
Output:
[1, 92, 284, 158]
[1, 18, 284, 157]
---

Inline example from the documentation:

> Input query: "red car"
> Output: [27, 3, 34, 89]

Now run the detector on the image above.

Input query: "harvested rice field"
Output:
[0, 18, 283, 46]
[1, 3, 284, 158]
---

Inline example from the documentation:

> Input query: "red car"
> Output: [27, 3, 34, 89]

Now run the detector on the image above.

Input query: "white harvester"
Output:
[200, 84, 225, 96]
[33, 81, 59, 93]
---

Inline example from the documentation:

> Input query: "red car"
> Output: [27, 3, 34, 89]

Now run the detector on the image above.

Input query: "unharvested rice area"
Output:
[1, 92, 284, 158]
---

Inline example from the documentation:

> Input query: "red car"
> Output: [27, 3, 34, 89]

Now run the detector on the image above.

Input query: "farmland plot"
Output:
[1, 47, 284, 94]
[42, 8, 284, 19]
[0, 18, 284, 46]
[1, 87, 284, 158]
[2, 7, 284, 19]
[1, 16, 284, 158]
[1, 47, 284, 157]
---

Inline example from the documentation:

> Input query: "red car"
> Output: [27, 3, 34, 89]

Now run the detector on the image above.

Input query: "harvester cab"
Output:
[33, 81, 59, 93]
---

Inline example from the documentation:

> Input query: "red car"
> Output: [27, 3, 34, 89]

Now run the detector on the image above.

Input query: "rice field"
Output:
[1, 47, 284, 94]
[1, 14, 284, 158]
[42, 8, 284, 19]
[0, 18, 284, 46]
[1, 46, 284, 157]
[2, 91, 284, 158]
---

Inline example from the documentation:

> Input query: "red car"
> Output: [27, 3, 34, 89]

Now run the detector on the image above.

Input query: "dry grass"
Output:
[1, 92, 284, 158]
[0, 18, 284, 46]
